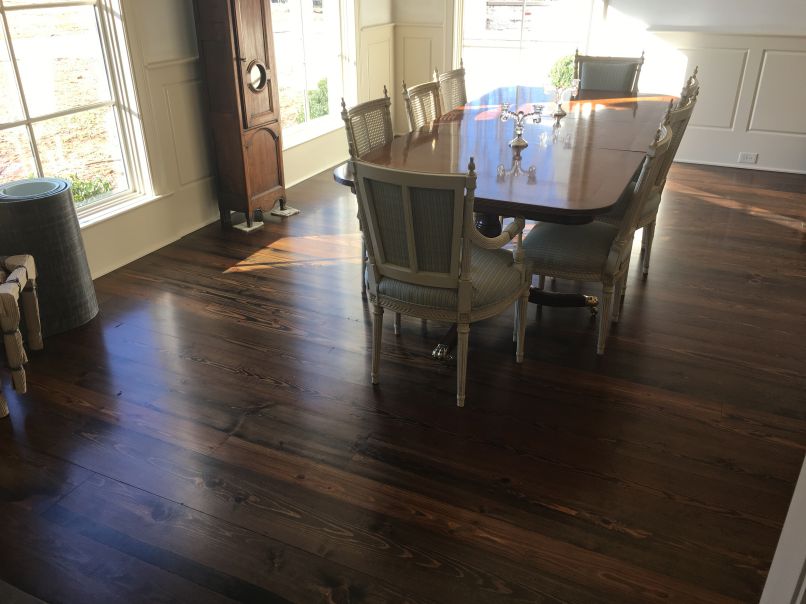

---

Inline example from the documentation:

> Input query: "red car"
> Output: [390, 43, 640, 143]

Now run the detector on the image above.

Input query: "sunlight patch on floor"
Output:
[675, 182, 805, 232]
[224, 233, 363, 273]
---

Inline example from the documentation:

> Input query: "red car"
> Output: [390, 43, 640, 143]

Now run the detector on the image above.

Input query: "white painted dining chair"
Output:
[402, 80, 443, 131]
[525, 115, 673, 355]
[434, 59, 467, 111]
[352, 158, 529, 406]
[597, 68, 700, 276]
[340, 87, 394, 300]
[574, 49, 645, 93]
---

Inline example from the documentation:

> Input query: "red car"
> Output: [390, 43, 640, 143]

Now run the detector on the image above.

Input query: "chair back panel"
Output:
[656, 95, 697, 190]
[404, 81, 443, 131]
[341, 94, 393, 158]
[614, 123, 673, 250]
[353, 161, 469, 290]
[437, 67, 467, 111]
[575, 51, 644, 93]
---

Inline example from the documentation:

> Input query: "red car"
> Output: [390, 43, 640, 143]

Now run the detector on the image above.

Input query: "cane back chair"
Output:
[402, 80, 443, 131]
[434, 59, 467, 112]
[340, 88, 395, 297]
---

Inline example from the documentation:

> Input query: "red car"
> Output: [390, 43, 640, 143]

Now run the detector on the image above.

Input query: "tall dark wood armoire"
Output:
[193, 0, 285, 229]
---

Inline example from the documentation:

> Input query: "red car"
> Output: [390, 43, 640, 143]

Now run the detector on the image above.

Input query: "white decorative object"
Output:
[553, 78, 580, 118]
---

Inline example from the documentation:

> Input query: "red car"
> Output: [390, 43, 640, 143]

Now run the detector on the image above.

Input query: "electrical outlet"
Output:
[738, 152, 759, 164]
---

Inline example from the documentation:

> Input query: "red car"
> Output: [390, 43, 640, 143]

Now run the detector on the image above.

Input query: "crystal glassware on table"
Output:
[553, 78, 580, 118]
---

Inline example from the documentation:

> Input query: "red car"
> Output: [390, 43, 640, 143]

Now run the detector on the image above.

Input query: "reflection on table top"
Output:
[354, 86, 675, 222]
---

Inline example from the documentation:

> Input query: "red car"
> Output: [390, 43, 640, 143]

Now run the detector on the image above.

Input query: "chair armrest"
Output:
[467, 217, 525, 249]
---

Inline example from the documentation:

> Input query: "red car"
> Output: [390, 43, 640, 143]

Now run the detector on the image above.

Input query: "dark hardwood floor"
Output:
[1, 163, 804, 603]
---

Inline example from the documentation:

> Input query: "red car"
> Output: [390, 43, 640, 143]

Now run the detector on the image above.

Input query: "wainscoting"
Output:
[655, 32, 806, 173]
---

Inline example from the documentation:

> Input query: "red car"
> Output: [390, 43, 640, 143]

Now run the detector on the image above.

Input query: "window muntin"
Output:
[0, 0, 142, 209]
[271, 0, 342, 133]
[461, 0, 594, 99]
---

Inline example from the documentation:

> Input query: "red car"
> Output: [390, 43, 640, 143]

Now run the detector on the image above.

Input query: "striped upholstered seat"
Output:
[525, 118, 673, 355]
[377, 246, 523, 311]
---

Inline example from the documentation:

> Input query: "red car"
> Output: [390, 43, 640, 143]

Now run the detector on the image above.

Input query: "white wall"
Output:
[82, 0, 218, 279]
[392, 0, 446, 25]
[359, 0, 392, 27]
[654, 32, 806, 173]
[390, 0, 455, 131]
[589, 2, 806, 173]
[761, 454, 806, 603]
[608, 0, 806, 36]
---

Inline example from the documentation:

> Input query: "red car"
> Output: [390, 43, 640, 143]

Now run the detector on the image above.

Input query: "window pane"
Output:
[2, 0, 75, 5]
[33, 107, 127, 207]
[302, 0, 333, 121]
[272, 0, 306, 129]
[0, 126, 36, 182]
[7, 6, 112, 118]
[0, 24, 24, 123]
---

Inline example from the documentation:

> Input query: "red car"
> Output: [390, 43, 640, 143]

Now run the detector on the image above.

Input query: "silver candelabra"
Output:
[500, 103, 544, 148]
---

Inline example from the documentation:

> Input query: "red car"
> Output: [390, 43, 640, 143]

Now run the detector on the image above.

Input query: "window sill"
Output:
[282, 115, 344, 151]
[78, 190, 165, 229]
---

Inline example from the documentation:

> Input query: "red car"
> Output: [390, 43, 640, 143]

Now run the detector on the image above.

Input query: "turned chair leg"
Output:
[516, 291, 528, 363]
[534, 274, 546, 321]
[612, 265, 629, 324]
[371, 305, 384, 383]
[456, 323, 470, 407]
[642, 220, 656, 277]
[360, 237, 367, 294]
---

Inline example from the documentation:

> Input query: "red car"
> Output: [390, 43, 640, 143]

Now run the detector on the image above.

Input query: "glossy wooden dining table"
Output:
[340, 86, 675, 226]
[334, 87, 674, 360]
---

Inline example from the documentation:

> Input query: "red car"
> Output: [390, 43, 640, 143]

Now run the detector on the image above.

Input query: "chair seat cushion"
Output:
[377, 246, 522, 310]
[523, 221, 619, 281]
[598, 186, 661, 227]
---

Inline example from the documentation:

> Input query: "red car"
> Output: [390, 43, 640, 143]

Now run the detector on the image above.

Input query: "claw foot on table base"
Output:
[431, 324, 457, 362]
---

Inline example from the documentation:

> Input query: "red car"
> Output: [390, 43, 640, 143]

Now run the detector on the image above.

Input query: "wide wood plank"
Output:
[0, 163, 804, 603]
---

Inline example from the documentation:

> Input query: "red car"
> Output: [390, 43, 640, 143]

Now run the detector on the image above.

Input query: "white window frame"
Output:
[278, 0, 356, 150]
[0, 0, 152, 223]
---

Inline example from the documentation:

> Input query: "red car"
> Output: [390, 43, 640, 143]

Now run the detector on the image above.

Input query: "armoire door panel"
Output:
[233, 0, 279, 129]
[243, 125, 283, 203]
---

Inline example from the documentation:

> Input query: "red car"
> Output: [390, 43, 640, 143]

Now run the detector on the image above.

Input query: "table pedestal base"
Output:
[428, 288, 599, 361]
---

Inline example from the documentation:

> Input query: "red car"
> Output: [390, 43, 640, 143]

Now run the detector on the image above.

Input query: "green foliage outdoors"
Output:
[295, 78, 329, 124]
[549, 54, 574, 89]
[67, 173, 114, 204]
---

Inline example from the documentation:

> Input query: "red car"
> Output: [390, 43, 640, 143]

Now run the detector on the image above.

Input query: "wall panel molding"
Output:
[393, 23, 446, 132]
[358, 24, 395, 103]
[680, 47, 747, 130]
[165, 79, 213, 186]
[749, 49, 806, 135]
[656, 31, 806, 173]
